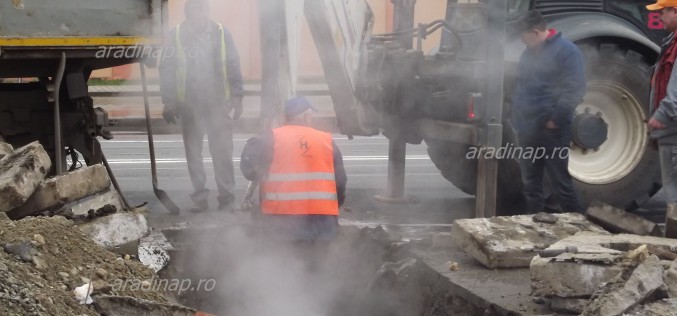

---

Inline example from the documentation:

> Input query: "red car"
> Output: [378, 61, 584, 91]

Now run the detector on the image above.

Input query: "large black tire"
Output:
[571, 43, 661, 210]
[426, 42, 661, 213]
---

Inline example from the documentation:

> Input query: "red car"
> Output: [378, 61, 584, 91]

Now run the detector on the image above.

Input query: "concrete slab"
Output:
[60, 189, 123, 217]
[0, 141, 51, 213]
[667, 260, 677, 298]
[586, 200, 659, 236]
[138, 230, 171, 273]
[530, 232, 677, 298]
[451, 213, 609, 269]
[77, 209, 149, 250]
[625, 299, 677, 316]
[582, 255, 666, 316]
[9, 164, 111, 218]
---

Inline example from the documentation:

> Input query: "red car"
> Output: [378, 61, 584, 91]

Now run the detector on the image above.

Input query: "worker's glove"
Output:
[162, 104, 179, 124]
[230, 96, 244, 120]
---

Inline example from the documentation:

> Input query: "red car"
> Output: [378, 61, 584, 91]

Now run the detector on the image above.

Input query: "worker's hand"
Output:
[648, 117, 667, 129]
[230, 97, 244, 120]
[162, 104, 179, 124]
[545, 120, 558, 129]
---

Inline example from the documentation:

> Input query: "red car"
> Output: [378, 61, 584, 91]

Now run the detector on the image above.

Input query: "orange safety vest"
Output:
[261, 125, 339, 216]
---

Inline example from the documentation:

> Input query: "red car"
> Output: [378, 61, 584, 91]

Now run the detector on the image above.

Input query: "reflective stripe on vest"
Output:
[175, 23, 230, 103]
[261, 125, 339, 216]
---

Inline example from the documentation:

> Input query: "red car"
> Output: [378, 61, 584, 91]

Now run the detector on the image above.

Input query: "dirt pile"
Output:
[0, 216, 171, 316]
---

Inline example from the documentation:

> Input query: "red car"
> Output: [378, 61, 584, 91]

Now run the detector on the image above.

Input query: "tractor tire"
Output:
[569, 43, 661, 210]
[426, 43, 661, 213]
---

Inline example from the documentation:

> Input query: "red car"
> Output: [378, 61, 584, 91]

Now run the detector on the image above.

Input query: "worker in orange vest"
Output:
[240, 96, 347, 240]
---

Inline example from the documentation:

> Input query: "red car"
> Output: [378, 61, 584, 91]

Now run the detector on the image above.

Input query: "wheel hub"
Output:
[572, 113, 608, 150]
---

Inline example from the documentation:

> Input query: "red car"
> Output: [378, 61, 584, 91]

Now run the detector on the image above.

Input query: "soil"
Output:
[0, 215, 171, 316]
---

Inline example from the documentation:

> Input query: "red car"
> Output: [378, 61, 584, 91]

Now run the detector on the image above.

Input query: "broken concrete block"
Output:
[549, 298, 589, 315]
[531, 232, 677, 298]
[9, 164, 111, 219]
[582, 255, 666, 316]
[0, 142, 13, 160]
[586, 200, 659, 236]
[452, 213, 608, 269]
[667, 260, 677, 298]
[531, 253, 626, 298]
[138, 231, 171, 273]
[60, 189, 123, 217]
[0, 141, 51, 213]
[77, 209, 148, 250]
[92, 295, 197, 316]
[625, 299, 677, 316]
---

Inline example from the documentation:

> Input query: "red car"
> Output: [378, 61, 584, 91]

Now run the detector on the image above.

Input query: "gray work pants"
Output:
[180, 105, 235, 206]
[658, 143, 677, 238]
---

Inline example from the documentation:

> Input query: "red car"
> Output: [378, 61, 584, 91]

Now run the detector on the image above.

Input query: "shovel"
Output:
[140, 62, 180, 215]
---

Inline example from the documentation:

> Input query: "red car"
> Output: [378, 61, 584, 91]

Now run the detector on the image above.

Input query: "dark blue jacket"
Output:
[511, 32, 586, 136]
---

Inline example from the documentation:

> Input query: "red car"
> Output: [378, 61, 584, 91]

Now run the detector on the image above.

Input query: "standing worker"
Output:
[240, 96, 347, 241]
[646, 0, 677, 238]
[511, 10, 586, 214]
[159, 0, 244, 213]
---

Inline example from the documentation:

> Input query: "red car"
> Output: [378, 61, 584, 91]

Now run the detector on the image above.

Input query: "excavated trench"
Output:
[156, 224, 504, 316]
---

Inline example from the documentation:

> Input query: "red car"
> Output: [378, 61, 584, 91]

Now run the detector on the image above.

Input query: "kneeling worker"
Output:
[240, 96, 347, 240]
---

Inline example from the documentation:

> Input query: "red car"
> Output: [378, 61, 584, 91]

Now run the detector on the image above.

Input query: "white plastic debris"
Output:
[73, 283, 94, 304]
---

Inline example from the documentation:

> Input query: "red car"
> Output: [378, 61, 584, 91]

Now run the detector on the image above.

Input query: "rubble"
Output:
[9, 164, 112, 219]
[586, 200, 660, 236]
[549, 298, 588, 314]
[0, 141, 51, 213]
[451, 212, 608, 268]
[0, 141, 13, 159]
[530, 232, 677, 298]
[61, 189, 124, 217]
[138, 231, 172, 273]
[92, 295, 199, 316]
[625, 299, 677, 316]
[77, 208, 149, 251]
[582, 255, 667, 316]
[667, 260, 677, 298]
[0, 216, 178, 315]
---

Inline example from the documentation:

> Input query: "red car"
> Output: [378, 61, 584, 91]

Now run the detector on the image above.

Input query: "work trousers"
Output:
[658, 143, 677, 238]
[180, 104, 235, 206]
[517, 128, 583, 214]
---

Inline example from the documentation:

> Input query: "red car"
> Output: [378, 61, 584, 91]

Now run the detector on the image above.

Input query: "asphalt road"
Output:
[100, 131, 667, 232]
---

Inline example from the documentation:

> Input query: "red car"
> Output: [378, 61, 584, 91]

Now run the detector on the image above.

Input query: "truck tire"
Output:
[569, 43, 661, 210]
[426, 43, 661, 213]
[425, 123, 526, 215]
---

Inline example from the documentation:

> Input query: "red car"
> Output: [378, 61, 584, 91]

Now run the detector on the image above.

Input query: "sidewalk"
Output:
[92, 83, 338, 134]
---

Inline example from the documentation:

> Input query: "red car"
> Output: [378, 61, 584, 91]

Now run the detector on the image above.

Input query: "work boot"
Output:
[666, 203, 677, 239]
[217, 194, 235, 212]
[189, 200, 209, 213]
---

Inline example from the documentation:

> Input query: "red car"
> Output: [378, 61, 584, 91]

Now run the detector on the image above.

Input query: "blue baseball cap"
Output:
[284, 96, 317, 117]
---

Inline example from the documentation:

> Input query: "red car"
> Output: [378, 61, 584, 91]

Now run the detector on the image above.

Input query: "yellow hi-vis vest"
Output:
[175, 23, 231, 103]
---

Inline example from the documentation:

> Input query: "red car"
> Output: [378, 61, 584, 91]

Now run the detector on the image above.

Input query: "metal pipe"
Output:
[54, 52, 66, 175]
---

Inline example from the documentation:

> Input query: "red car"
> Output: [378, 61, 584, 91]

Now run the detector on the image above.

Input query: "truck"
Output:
[259, 0, 670, 215]
[0, 0, 165, 174]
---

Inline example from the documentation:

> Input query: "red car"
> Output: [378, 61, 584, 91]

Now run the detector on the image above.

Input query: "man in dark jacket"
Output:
[159, 0, 244, 213]
[240, 96, 347, 241]
[511, 10, 586, 214]
[646, 0, 677, 238]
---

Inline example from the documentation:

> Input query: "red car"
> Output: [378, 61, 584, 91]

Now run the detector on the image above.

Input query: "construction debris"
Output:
[92, 295, 200, 316]
[586, 200, 660, 236]
[0, 141, 13, 160]
[61, 189, 124, 217]
[77, 208, 149, 251]
[582, 255, 667, 316]
[452, 212, 608, 268]
[0, 141, 51, 213]
[667, 203, 677, 239]
[0, 216, 180, 315]
[625, 299, 677, 316]
[9, 164, 112, 219]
